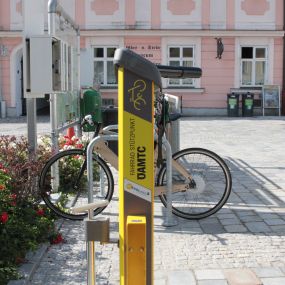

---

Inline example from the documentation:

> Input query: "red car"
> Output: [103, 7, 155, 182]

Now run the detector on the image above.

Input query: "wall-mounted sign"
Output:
[125, 37, 161, 64]
[262, 85, 281, 116]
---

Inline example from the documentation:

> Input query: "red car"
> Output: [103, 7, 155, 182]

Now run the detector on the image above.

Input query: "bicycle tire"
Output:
[157, 148, 232, 220]
[39, 148, 114, 220]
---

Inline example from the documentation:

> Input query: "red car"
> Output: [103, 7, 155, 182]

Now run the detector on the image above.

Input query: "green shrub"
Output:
[0, 136, 61, 284]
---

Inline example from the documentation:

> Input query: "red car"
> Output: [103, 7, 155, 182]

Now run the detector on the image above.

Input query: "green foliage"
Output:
[0, 135, 51, 202]
[0, 136, 61, 284]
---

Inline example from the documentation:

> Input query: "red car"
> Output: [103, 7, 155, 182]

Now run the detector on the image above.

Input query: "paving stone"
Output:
[260, 277, 285, 285]
[269, 225, 285, 232]
[239, 216, 263, 223]
[245, 222, 271, 233]
[199, 223, 225, 234]
[219, 218, 241, 226]
[264, 219, 285, 226]
[198, 280, 228, 285]
[224, 225, 248, 233]
[253, 267, 284, 278]
[195, 269, 225, 280]
[223, 269, 262, 285]
[167, 270, 196, 285]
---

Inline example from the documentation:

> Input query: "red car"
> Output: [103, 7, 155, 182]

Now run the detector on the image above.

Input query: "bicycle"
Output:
[39, 93, 232, 221]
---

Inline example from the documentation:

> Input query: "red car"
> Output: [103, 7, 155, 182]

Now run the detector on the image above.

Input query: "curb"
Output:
[7, 243, 49, 285]
[7, 219, 64, 285]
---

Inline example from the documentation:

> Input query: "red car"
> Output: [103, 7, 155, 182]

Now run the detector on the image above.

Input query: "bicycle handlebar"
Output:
[156, 65, 202, 79]
[81, 114, 94, 128]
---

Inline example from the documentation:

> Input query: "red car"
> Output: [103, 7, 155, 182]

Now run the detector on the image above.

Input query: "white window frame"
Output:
[93, 46, 118, 86]
[161, 37, 201, 89]
[240, 46, 268, 87]
[167, 45, 195, 87]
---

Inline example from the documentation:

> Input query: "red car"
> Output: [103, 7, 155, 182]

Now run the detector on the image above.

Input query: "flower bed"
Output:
[0, 136, 62, 284]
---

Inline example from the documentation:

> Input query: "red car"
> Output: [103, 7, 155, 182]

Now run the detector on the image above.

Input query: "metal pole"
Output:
[48, 0, 59, 153]
[87, 240, 96, 285]
[86, 135, 118, 214]
[26, 98, 37, 153]
[162, 136, 178, 227]
[100, 166, 105, 197]
[87, 207, 96, 285]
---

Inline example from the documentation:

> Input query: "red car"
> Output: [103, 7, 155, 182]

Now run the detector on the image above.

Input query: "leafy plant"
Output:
[0, 135, 51, 203]
[0, 136, 62, 284]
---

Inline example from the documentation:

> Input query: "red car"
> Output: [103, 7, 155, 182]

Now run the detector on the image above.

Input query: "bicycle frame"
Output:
[86, 125, 192, 198]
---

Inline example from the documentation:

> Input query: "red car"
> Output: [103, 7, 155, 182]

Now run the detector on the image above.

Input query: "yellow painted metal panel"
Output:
[126, 216, 146, 285]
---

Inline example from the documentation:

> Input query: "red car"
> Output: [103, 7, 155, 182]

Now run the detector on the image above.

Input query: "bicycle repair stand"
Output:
[77, 49, 177, 285]
[114, 47, 161, 285]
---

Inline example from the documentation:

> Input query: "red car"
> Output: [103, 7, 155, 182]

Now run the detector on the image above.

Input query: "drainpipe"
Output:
[48, 0, 80, 34]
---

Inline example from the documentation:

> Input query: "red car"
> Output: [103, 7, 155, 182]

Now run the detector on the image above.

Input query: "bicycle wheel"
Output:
[157, 148, 232, 220]
[39, 149, 114, 220]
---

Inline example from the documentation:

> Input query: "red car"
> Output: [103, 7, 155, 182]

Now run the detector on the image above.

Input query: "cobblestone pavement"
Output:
[0, 115, 50, 137]
[3, 116, 285, 284]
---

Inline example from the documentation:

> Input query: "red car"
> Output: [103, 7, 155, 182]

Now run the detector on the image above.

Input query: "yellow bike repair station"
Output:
[114, 48, 162, 285]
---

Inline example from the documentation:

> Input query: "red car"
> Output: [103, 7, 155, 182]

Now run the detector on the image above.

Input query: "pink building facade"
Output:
[0, 0, 284, 116]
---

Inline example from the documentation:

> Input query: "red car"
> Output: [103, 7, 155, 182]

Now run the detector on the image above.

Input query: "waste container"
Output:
[241, 92, 254, 117]
[227, 93, 239, 117]
[80, 89, 102, 132]
[102, 106, 118, 154]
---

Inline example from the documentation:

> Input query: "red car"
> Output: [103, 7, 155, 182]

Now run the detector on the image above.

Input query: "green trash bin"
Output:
[242, 93, 254, 117]
[80, 89, 102, 132]
[227, 93, 239, 117]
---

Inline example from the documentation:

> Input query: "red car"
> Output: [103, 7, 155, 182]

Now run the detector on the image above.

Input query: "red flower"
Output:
[10, 201, 17, 207]
[75, 143, 83, 149]
[36, 208, 45, 216]
[10, 194, 17, 200]
[64, 140, 73, 146]
[51, 233, 64, 244]
[0, 212, 9, 224]
[0, 184, 5, 191]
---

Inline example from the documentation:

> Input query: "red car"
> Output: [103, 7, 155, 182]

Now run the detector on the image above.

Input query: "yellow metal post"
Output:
[116, 48, 160, 285]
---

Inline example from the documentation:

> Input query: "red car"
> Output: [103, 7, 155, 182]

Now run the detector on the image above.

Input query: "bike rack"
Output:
[86, 134, 118, 212]
[87, 129, 176, 226]
[162, 135, 178, 227]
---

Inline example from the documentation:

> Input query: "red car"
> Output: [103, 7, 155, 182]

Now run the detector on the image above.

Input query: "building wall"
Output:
[0, 0, 284, 116]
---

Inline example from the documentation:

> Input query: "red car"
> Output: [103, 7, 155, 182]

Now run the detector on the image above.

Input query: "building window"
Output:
[167, 46, 194, 86]
[94, 47, 117, 86]
[241, 46, 267, 86]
